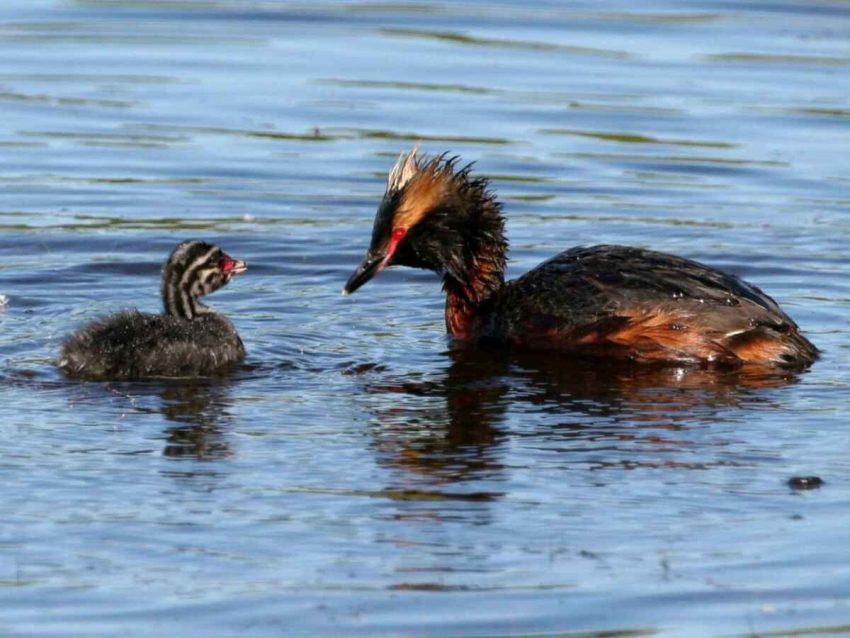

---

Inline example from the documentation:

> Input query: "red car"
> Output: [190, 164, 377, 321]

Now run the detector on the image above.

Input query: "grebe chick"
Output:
[60, 240, 247, 379]
[343, 149, 817, 367]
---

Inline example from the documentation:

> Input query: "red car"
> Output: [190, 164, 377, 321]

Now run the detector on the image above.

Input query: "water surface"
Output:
[1, 1, 849, 636]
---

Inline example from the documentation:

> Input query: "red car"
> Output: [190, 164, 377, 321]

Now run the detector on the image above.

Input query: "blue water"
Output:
[1, 1, 849, 636]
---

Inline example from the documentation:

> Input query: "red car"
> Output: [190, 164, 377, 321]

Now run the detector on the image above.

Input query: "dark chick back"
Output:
[60, 311, 244, 379]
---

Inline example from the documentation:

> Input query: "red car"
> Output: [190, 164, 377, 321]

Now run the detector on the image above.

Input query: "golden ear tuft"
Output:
[393, 162, 451, 230]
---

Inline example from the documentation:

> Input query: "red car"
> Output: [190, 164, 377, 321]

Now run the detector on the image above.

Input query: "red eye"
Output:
[391, 227, 407, 242]
[220, 256, 236, 273]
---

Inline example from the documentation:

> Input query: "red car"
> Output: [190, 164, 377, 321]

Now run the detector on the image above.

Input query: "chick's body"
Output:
[59, 240, 247, 380]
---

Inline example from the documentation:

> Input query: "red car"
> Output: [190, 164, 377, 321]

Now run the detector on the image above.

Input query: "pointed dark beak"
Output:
[343, 252, 386, 296]
[343, 226, 407, 295]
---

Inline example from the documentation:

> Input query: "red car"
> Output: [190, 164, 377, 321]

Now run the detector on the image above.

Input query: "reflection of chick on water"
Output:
[158, 381, 235, 461]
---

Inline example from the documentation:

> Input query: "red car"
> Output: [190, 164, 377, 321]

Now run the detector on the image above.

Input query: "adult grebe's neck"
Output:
[439, 181, 507, 338]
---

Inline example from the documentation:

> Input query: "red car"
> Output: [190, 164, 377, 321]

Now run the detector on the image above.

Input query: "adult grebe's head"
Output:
[343, 147, 506, 297]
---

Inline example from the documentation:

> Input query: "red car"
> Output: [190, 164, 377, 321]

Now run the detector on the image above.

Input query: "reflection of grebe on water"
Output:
[356, 345, 807, 482]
